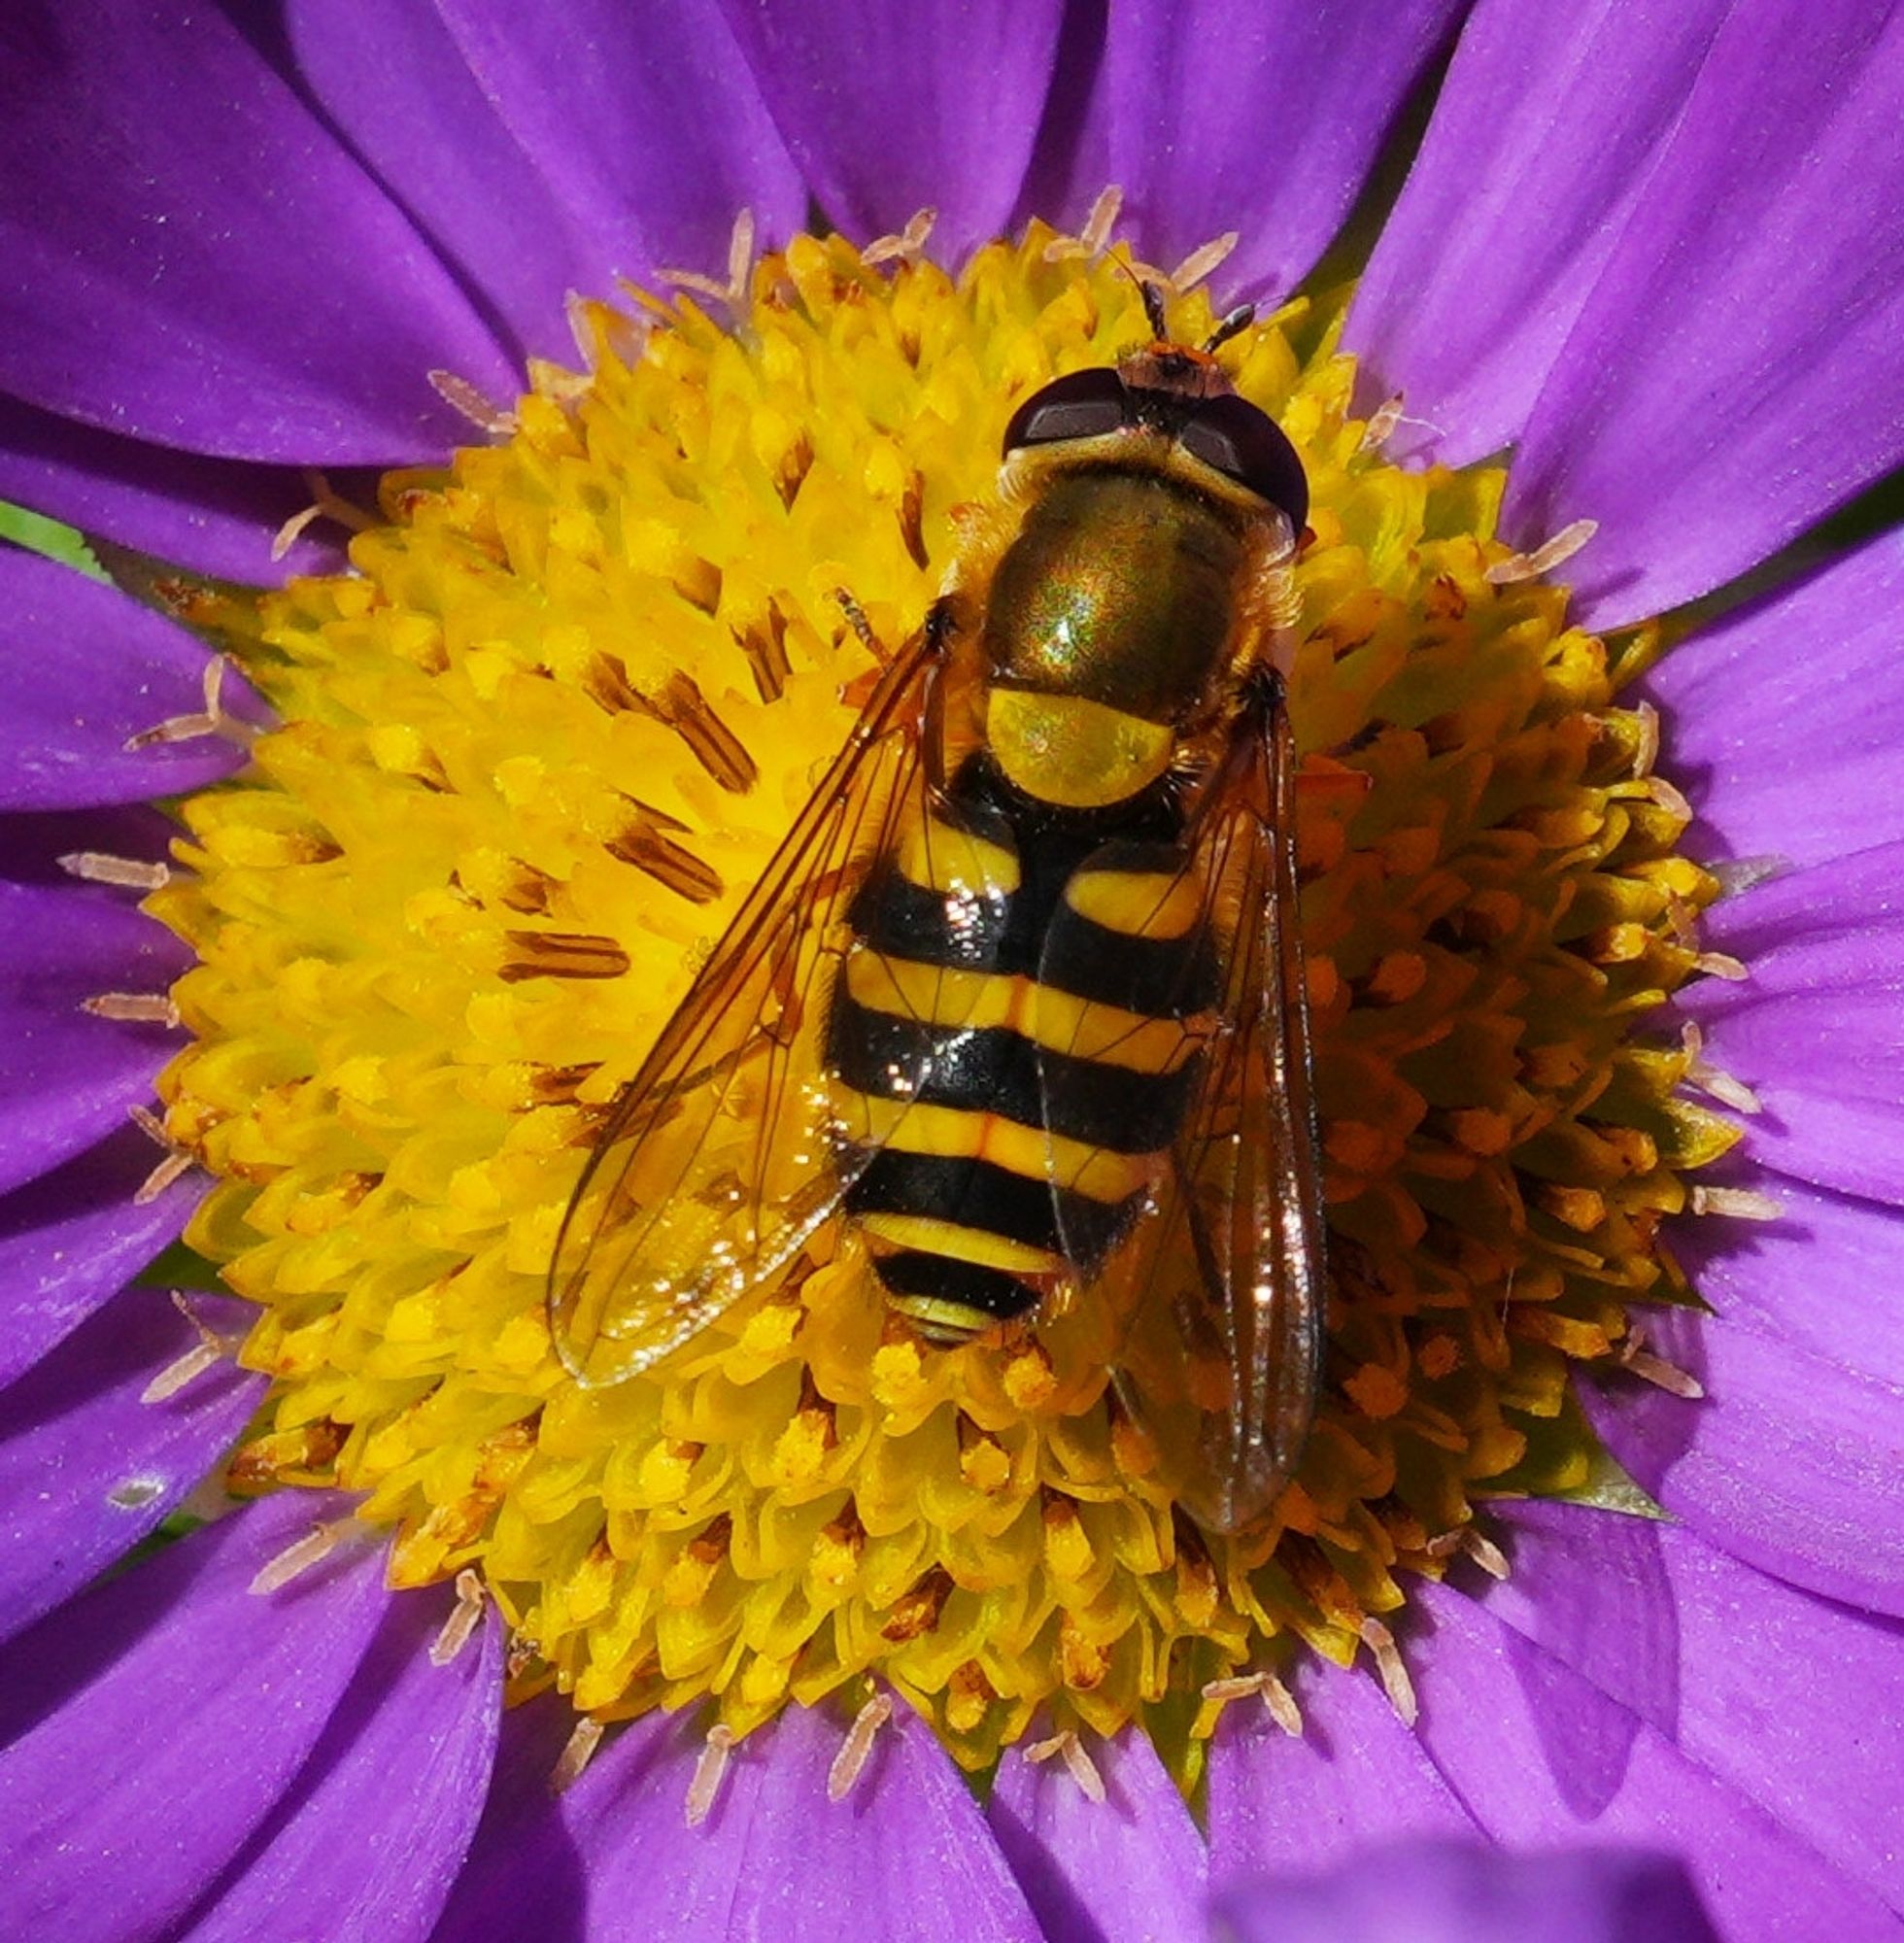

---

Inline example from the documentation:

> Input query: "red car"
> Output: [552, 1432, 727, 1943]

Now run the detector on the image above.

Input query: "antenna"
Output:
[1204, 304, 1255, 354]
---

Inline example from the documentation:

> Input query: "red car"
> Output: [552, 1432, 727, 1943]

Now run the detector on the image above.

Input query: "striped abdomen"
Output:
[829, 758, 1214, 1345]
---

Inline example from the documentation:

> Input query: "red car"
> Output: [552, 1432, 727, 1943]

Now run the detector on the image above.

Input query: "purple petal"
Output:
[283, 1, 605, 369]
[1212, 1838, 1718, 1943]
[0, 2, 513, 463]
[712, 0, 1062, 260]
[1407, 1580, 1900, 1939]
[1487, 1500, 1904, 1913]
[0, 1123, 201, 1389]
[1581, 1308, 1904, 1618]
[183, 1587, 501, 1943]
[436, 1697, 1041, 1941]
[0, 1492, 391, 1943]
[1682, 848, 1904, 1207]
[988, 1726, 1205, 1941]
[1670, 1169, 1904, 1392]
[0, 880, 187, 1199]
[1643, 531, 1904, 870]
[1207, 1659, 1478, 1880]
[1030, 0, 1467, 304]
[0, 390, 342, 583]
[1501, 0, 1904, 629]
[436, 0, 805, 288]
[1345, 0, 1733, 466]
[1, 548, 255, 809]
[0, 1283, 259, 1644]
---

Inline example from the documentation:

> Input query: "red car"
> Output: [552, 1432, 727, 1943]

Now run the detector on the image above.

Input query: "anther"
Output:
[1459, 1528, 1511, 1581]
[83, 992, 182, 1028]
[552, 1717, 605, 1796]
[1617, 1322, 1704, 1399]
[865, 208, 938, 268]
[1358, 1618, 1418, 1727]
[1201, 1670, 1303, 1738]
[664, 209, 756, 316]
[58, 851, 170, 892]
[127, 1103, 195, 1205]
[1630, 700, 1662, 779]
[684, 1722, 736, 1826]
[124, 656, 255, 751]
[1484, 518, 1599, 586]
[827, 1691, 896, 1802]
[141, 1292, 243, 1404]
[1045, 186, 1124, 263]
[428, 368, 518, 437]
[429, 1568, 488, 1666]
[249, 1516, 359, 1595]
[1024, 1728, 1106, 1803]
[1170, 230, 1240, 292]
[1689, 1183, 1784, 1221]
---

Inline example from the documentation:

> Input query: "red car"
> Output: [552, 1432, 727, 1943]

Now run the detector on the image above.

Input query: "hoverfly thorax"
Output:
[980, 321, 1309, 811]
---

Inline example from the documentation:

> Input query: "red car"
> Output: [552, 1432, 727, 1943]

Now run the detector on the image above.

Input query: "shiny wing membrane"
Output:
[1039, 680, 1326, 1532]
[551, 624, 1001, 1385]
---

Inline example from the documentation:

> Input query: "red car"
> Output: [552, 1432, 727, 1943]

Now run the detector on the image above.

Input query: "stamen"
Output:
[826, 1691, 895, 1801]
[1630, 700, 1662, 778]
[1359, 394, 1406, 452]
[1689, 1183, 1784, 1221]
[1358, 1618, 1418, 1727]
[428, 368, 518, 437]
[552, 1716, 605, 1795]
[1711, 855, 1789, 897]
[1169, 230, 1240, 292]
[1645, 772, 1693, 821]
[127, 1103, 195, 1205]
[865, 208, 938, 267]
[106, 1475, 166, 1511]
[1459, 1528, 1511, 1581]
[1484, 518, 1599, 586]
[83, 992, 182, 1028]
[1045, 186, 1123, 263]
[663, 208, 756, 315]
[1692, 951, 1750, 983]
[1618, 1322, 1705, 1399]
[123, 656, 255, 751]
[1025, 1728, 1106, 1803]
[684, 1722, 736, 1826]
[249, 1516, 359, 1595]
[58, 851, 170, 892]
[1663, 891, 1700, 948]
[429, 1568, 488, 1666]
[1680, 1022, 1762, 1115]
[270, 471, 377, 562]
[1201, 1670, 1304, 1737]
[141, 1293, 241, 1403]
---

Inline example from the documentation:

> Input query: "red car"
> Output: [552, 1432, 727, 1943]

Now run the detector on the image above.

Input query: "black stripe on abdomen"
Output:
[844, 1148, 1139, 1267]
[853, 871, 1217, 1014]
[871, 1250, 1037, 1323]
[830, 1000, 1197, 1154]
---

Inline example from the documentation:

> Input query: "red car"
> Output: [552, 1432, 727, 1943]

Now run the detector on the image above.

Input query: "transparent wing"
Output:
[551, 625, 1009, 1385]
[1041, 681, 1326, 1533]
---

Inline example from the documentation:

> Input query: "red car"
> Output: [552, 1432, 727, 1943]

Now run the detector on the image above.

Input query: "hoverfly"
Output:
[550, 285, 1326, 1534]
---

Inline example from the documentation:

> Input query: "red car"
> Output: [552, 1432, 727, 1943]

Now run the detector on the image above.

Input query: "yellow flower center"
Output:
[150, 222, 1734, 1785]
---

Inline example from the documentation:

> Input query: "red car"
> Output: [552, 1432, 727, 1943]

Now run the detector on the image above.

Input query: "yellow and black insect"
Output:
[551, 286, 1327, 1532]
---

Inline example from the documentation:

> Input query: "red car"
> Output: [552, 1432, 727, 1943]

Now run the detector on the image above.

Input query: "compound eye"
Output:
[1002, 368, 1130, 457]
[1176, 393, 1309, 532]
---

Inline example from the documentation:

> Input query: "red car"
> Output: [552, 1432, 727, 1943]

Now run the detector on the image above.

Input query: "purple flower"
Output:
[3, 3, 1901, 1940]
